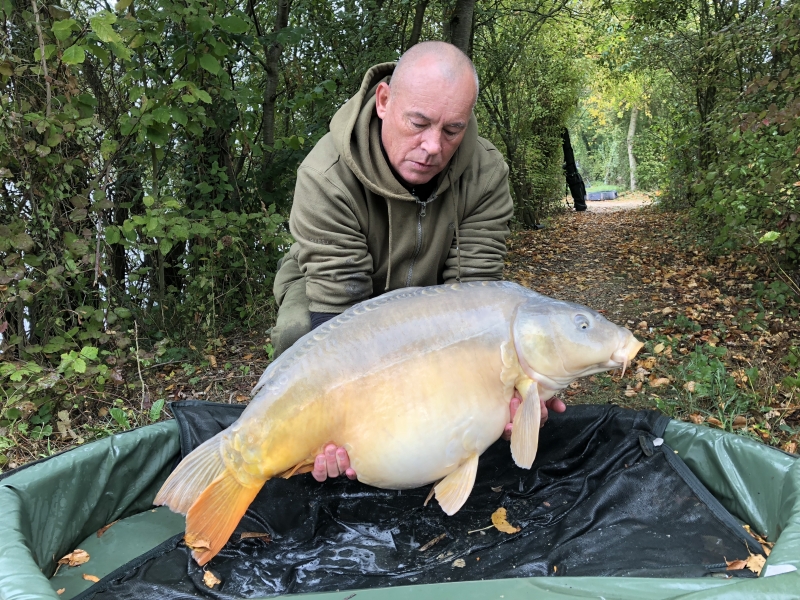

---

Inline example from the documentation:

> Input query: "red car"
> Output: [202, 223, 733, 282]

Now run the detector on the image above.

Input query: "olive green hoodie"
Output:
[275, 62, 513, 314]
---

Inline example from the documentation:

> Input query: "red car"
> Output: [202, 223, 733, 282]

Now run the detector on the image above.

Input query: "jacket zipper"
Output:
[405, 193, 436, 287]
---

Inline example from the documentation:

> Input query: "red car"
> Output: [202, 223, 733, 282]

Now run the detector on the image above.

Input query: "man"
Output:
[271, 41, 566, 482]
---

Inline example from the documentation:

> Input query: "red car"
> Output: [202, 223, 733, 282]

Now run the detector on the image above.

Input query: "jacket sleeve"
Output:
[289, 164, 373, 313]
[442, 155, 513, 283]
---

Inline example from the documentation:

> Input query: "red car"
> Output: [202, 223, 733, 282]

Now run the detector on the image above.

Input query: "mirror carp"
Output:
[155, 281, 643, 565]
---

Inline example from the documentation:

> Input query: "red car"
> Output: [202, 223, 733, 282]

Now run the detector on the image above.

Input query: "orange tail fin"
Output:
[154, 433, 264, 565]
[184, 471, 262, 565]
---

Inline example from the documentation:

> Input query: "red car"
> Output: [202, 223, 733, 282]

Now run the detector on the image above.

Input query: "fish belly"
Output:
[339, 343, 512, 489]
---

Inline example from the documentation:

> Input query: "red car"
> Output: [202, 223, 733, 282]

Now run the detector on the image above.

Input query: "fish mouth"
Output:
[609, 336, 645, 377]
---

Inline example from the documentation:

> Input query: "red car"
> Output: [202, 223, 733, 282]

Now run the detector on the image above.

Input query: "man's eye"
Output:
[412, 122, 425, 129]
[444, 129, 458, 137]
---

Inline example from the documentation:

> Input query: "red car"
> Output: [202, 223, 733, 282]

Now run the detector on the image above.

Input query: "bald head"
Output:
[390, 41, 479, 108]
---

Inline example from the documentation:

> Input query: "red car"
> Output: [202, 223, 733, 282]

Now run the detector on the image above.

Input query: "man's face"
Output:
[375, 64, 476, 187]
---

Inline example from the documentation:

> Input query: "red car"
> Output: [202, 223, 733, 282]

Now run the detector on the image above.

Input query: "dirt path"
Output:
[583, 191, 653, 213]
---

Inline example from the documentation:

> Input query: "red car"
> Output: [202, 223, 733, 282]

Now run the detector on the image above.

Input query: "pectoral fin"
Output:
[434, 453, 479, 515]
[511, 380, 541, 469]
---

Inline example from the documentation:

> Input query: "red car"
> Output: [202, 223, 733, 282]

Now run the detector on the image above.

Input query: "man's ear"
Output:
[375, 82, 390, 119]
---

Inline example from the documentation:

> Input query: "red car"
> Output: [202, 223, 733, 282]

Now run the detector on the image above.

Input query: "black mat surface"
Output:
[78, 402, 765, 599]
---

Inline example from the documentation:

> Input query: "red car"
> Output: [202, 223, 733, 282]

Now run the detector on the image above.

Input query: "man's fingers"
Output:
[540, 398, 549, 428]
[336, 447, 351, 474]
[345, 467, 357, 480]
[547, 397, 567, 413]
[501, 422, 513, 441]
[325, 444, 339, 478]
[509, 395, 521, 421]
[312, 455, 327, 482]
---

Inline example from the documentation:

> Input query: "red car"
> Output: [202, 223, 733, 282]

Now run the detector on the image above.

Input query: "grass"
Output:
[586, 184, 620, 193]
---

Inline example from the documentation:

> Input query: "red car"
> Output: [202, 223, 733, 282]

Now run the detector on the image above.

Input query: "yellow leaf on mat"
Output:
[58, 549, 90, 567]
[491, 507, 521, 534]
[204, 570, 222, 588]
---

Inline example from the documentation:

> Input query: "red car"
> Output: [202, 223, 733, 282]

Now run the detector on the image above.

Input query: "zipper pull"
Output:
[418, 198, 427, 218]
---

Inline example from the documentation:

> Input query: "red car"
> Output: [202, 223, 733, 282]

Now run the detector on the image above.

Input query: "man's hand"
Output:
[501, 392, 566, 441]
[312, 444, 357, 482]
[312, 392, 566, 482]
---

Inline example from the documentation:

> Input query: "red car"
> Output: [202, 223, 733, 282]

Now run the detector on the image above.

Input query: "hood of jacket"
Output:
[328, 62, 479, 202]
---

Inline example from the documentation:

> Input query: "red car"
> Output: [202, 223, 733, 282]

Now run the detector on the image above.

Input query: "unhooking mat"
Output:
[75, 402, 766, 599]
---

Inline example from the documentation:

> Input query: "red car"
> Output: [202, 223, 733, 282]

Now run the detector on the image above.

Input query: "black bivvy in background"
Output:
[72, 402, 766, 600]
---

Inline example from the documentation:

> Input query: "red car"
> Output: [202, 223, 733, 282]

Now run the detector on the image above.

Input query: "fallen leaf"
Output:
[58, 549, 90, 567]
[726, 558, 747, 570]
[98, 407, 108, 417]
[491, 486, 502, 493]
[640, 356, 657, 369]
[689, 413, 703, 424]
[185, 533, 211, 552]
[491, 507, 521, 534]
[683, 381, 696, 393]
[452, 558, 466, 568]
[746, 553, 766, 575]
[203, 570, 221, 588]
[732, 416, 747, 429]
[206, 355, 217, 368]
[56, 589, 65, 595]
[82, 574, 100, 583]
[650, 377, 671, 387]
[235, 394, 249, 402]
[418, 533, 447, 552]
[240, 532, 271, 542]
[661, 307, 673, 315]
[242, 353, 253, 360]
[96, 520, 118, 537]
[707, 417, 723, 428]
[783, 441, 797, 454]
[653, 343, 665, 354]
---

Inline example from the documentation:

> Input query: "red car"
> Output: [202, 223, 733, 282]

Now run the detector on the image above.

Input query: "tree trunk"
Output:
[408, 0, 429, 48]
[627, 106, 638, 192]
[448, 0, 475, 55]
[263, 0, 290, 170]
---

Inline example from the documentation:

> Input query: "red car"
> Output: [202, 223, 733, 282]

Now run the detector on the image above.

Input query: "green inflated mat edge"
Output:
[0, 421, 180, 600]
[2, 417, 800, 600]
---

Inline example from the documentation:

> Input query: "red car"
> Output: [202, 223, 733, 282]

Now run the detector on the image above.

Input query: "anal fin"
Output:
[434, 453, 479, 515]
[511, 379, 541, 469]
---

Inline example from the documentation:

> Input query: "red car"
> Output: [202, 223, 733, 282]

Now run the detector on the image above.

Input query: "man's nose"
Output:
[420, 129, 442, 156]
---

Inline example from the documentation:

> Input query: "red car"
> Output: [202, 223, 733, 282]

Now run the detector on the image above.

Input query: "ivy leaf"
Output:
[199, 54, 221, 75]
[34, 44, 57, 61]
[218, 15, 248, 34]
[159, 238, 172, 255]
[80, 346, 99, 361]
[193, 89, 212, 104]
[10, 232, 34, 251]
[105, 226, 121, 245]
[758, 231, 780, 243]
[109, 407, 130, 429]
[149, 398, 165, 421]
[52, 19, 77, 41]
[90, 11, 122, 44]
[62, 45, 86, 65]
[170, 107, 187, 126]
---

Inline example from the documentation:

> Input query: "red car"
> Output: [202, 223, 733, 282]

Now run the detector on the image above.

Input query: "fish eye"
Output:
[574, 314, 591, 330]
